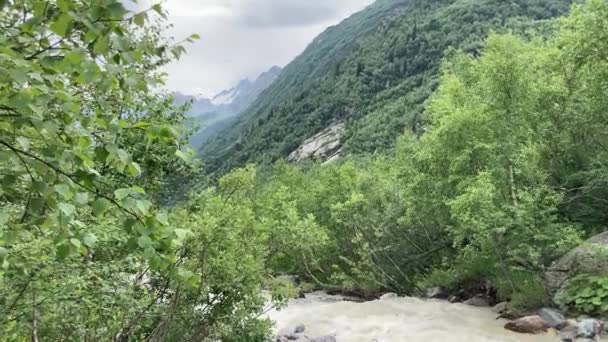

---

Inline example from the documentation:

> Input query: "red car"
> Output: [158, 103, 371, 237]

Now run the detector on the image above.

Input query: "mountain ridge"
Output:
[201, 0, 576, 175]
[175, 65, 282, 148]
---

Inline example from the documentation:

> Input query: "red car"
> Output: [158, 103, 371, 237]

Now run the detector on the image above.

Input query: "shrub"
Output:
[559, 276, 608, 317]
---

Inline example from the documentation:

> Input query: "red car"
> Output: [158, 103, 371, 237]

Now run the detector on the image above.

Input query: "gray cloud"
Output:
[234, 0, 342, 27]
[154, 0, 375, 95]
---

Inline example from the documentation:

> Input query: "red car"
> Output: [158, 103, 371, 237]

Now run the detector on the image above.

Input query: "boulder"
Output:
[425, 287, 447, 299]
[294, 324, 306, 334]
[464, 296, 489, 307]
[538, 308, 566, 329]
[504, 315, 549, 334]
[545, 231, 608, 298]
[576, 318, 604, 339]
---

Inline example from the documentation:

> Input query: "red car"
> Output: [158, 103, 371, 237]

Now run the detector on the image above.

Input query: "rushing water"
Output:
[268, 292, 559, 342]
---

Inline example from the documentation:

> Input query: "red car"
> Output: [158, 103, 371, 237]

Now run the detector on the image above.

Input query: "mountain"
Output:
[175, 66, 282, 148]
[201, 0, 576, 175]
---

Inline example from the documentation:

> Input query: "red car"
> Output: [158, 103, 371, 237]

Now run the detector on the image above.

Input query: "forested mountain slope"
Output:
[202, 0, 575, 174]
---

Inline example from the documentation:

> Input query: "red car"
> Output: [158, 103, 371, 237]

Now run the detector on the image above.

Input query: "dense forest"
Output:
[201, 0, 577, 175]
[2, 0, 608, 341]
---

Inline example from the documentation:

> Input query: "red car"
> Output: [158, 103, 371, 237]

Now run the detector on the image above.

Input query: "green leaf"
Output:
[54, 184, 73, 200]
[117, 149, 130, 163]
[133, 12, 146, 27]
[83, 233, 98, 248]
[107, 3, 127, 18]
[135, 200, 151, 215]
[50, 13, 72, 37]
[0, 247, 7, 260]
[114, 188, 131, 201]
[92, 198, 111, 216]
[57, 0, 70, 11]
[58, 203, 75, 216]
[70, 238, 81, 249]
[133, 121, 151, 129]
[175, 229, 191, 241]
[152, 3, 162, 14]
[56, 244, 71, 259]
[132, 185, 146, 194]
[10, 70, 28, 84]
[175, 149, 190, 163]
[74, 192, 89, 205]
[127, 162, 141, 177]
[65, 51, 84, 66]
[156, 212, 169, 225]
[190, 33, 201, 40]
[137, 235, 153, 249]
[93, 35, 110, 55]
[16, 137, 30, 151]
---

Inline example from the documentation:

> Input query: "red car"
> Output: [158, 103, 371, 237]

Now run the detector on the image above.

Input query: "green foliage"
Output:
[560, 276, 608, 317]
[198, 0, 608, 313]
[0, 1, 281, 340]
[4, 0, 608, 339]
[202, 0, 576, 175]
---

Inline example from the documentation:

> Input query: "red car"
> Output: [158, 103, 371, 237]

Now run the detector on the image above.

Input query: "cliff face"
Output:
[288, 123, 345, 163]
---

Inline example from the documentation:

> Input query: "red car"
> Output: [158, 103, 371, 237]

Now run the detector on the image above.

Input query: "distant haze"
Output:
[139, 0, 375, 96]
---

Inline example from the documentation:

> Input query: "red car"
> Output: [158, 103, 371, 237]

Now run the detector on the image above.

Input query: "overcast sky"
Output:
[144, 0, 375, 97]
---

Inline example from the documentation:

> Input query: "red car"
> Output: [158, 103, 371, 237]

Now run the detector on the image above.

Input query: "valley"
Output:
[1, 0, 608, 341]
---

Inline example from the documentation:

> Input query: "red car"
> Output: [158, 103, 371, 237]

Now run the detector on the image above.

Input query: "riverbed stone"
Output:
[538, 308, 566, 329]
[504, 315, 549, 334]
[464, 296, 489, 307]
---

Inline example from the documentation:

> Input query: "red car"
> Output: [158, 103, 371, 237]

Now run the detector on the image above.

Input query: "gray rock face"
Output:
[288, 123, 344, 163]
[546, 231, 608, 298]
[538, 308, 566, 329]
[464, 296, 489, 307]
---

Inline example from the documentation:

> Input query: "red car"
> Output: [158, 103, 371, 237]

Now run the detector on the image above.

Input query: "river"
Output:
[268, 292, 559, 341]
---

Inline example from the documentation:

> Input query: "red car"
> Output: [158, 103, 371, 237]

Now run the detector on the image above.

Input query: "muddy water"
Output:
[268, 292, 558, 342]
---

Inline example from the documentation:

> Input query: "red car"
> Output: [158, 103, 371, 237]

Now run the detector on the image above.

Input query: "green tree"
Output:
[0, 0, 200, 339]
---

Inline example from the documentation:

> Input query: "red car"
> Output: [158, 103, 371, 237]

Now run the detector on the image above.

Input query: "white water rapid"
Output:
[268, 292, 560, 342]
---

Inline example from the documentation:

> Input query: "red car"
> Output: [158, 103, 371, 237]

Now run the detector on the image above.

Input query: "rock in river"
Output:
[504, 315, 549, 334]
[538, 308, 566, 329]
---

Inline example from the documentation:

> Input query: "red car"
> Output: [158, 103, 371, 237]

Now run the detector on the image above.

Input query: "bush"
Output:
[559, 276, 608, 317]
